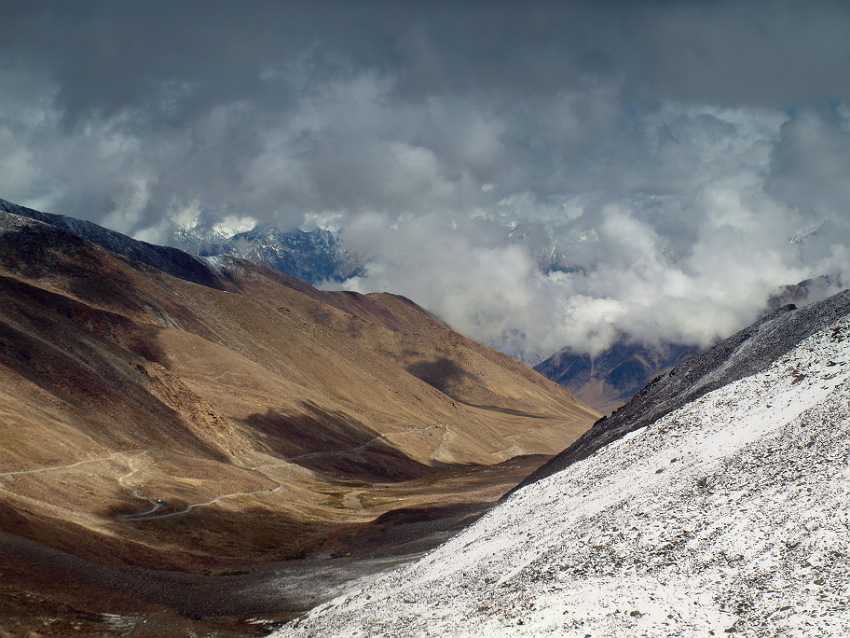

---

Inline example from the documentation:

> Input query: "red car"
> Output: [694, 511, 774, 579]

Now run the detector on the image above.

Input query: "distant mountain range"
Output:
[1, 198, 365, 287]
[171, 219, 365, 285]
[534, 341, 701, 415]
[536, 276, 842, 414]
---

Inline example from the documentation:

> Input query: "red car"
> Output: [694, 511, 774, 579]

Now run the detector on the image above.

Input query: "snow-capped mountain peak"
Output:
[169, 214, 258, 248]
[169, 220, 364, 285]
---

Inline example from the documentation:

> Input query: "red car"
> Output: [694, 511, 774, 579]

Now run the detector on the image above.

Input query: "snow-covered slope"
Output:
[518, 291, 850, 493]
[171, 222, 364, 286]
[275, 309, 850, 637]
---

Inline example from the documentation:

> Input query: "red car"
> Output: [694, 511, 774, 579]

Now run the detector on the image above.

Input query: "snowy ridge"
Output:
[0, 199, 223, 290]
[517, 291, 850, 493]
[275, 313, 850, 637]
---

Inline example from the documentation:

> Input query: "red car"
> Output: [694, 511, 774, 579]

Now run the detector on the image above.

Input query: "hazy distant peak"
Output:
[167, 218, 365, 286]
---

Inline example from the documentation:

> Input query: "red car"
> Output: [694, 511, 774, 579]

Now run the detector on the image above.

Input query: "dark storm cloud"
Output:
[1, 1, 848, 358]
[6, 1, 847, 118]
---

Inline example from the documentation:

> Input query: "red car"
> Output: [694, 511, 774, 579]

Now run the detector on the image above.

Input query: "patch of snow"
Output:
[274, 314, 850, 637]
[100, 613, 142, 631]
[211, 214, 257, 239]
[199, 254, 227, 277]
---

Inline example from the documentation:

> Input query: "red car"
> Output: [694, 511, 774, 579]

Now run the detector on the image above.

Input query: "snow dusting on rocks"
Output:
[274, 314, 850, 638]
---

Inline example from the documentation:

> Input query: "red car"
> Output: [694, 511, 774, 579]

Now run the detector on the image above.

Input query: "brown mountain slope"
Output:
[0, 210, 597, 631]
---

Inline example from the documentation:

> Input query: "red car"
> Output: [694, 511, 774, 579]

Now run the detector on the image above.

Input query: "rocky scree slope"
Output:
[515, 290, 850, 493]
[273, 293, 850, 638]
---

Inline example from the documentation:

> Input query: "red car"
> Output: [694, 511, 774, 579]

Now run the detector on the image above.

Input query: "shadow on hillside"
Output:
[452, 399, 546, 419]
[244, 402, 439, 482]
[407, 357, 545, 418]
[406, 356, 472, 395]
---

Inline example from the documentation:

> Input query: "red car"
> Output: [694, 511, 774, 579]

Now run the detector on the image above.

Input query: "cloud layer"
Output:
[2, 1, 848, 359]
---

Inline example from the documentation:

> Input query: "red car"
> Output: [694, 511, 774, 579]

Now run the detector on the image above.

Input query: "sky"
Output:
[2, 1, 848, 360]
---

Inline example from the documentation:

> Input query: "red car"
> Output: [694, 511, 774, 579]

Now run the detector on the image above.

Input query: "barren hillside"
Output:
[0, 209, 597, 635]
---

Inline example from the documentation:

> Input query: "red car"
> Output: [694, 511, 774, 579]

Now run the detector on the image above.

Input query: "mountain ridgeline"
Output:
[513, 289, 850, 495]
[0, 198, 225, 289]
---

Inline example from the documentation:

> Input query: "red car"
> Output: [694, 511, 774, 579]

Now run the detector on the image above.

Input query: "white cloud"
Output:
[331, 101, 847, 359]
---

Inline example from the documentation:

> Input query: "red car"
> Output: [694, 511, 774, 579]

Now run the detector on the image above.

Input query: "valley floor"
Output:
[0, 530, 411, 637]
[0, 458, 541, 637]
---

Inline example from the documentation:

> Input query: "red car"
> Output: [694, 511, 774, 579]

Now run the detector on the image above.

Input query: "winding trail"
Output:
[121, 426, 456, 521]
[0, 451, 136, 479]
[0, 422, 468, 523]
[0, 450, 158, 523]
[115, 452, 167, 521]
[131, 483, 291, 521]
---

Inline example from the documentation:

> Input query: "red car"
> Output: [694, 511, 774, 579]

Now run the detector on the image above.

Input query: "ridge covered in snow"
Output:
[0, 199, 223, 290]
[518, 291, 850, 493]
[275, 305, 850, 637]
